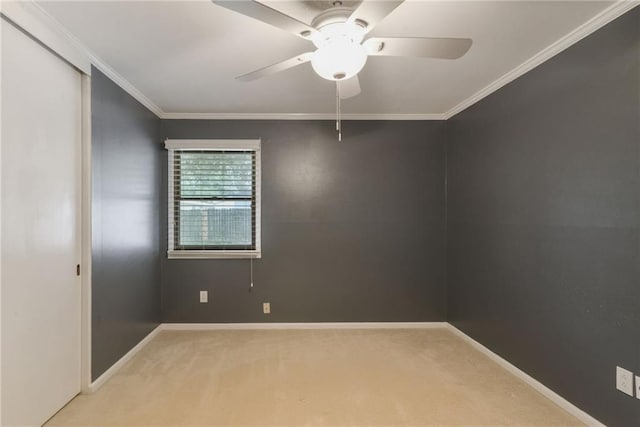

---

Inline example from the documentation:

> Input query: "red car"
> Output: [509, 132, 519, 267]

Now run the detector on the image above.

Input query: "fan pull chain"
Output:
[249, 257, 254, 291]
[336, 82, 342, 142]
[336, 83, 339, 131]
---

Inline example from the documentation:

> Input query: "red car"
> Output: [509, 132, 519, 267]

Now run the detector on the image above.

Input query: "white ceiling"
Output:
[36, 0, 616, 118]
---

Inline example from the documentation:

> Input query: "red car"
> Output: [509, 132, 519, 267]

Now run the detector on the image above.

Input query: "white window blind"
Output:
[165, 139, 261, 259]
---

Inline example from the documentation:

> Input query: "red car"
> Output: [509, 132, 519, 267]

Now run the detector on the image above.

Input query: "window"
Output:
[165, 139, 261, 259]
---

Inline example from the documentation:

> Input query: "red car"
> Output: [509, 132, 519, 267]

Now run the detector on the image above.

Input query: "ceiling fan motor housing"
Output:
[310, 7, 366, 46]
[311, 7, 352, 29]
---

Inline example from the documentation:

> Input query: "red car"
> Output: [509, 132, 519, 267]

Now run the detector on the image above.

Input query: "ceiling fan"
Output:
[212, 0, 473, 100]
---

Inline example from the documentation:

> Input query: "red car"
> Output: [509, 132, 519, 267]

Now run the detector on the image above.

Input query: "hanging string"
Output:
[336, 81, 342, 142]
[249, 257, 254, 291]
[336, 82, 339, 132]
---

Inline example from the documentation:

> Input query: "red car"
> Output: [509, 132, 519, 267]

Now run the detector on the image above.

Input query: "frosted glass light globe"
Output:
[311, 39, 367, 81]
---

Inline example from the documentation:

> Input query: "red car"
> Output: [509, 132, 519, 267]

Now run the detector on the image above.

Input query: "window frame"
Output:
[165, 139, 261, 259]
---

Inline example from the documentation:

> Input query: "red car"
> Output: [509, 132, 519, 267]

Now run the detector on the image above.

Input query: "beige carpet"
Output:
[47, 328, 583, 426]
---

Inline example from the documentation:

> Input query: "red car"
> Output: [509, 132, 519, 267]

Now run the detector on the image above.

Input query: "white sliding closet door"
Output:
[1, 18, 82, 426]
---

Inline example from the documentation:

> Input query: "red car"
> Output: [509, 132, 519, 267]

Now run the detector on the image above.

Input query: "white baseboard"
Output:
[85, 325, 162, 394]
[84, 320, 604, 427]
[161, 322, 448, 331]
[446, 324, 604, 427]
[84, 322, 445, 392]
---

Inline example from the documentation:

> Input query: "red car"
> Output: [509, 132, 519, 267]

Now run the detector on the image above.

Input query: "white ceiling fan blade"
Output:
[212, 1, 319, 40]
[338, 76, 361, 99]
[347, 1, 404, 35]
[363, 37, 472, 59]
[236, 52, 314, 81]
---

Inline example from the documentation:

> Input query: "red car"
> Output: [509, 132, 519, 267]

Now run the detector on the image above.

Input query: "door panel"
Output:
[1, 19, 82, 426]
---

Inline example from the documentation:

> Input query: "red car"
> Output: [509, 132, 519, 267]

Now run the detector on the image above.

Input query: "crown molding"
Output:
[16, 0, 639, 122]
[27, 1, 164, 118]
[159, 112, 446, 120]
[444, 0, 640, 120]
[89, 60, 164, 118]
[0, 0, 91, 74]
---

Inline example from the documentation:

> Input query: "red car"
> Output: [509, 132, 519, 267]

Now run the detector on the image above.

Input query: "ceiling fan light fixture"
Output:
[311, 38, 367, 81]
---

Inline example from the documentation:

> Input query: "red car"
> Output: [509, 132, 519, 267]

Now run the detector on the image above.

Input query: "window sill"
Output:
[167, 250, 261, 260]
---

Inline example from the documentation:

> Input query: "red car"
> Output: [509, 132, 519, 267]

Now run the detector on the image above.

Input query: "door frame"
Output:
[80, 72, 93, 393]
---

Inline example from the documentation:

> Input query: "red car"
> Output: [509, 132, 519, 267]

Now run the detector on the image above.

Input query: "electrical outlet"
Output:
[636, 376, 640, 399]
[199, 291, 208, 303]
[263, 302, 270, 314]
[616, 366, 634, 396]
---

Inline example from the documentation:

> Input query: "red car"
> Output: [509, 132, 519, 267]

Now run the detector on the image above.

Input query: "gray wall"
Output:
[90, 8, 639, 423]
[447, 8, 640, 426]
[160, 120, 446, 322]
[91, 67, 162, 379]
